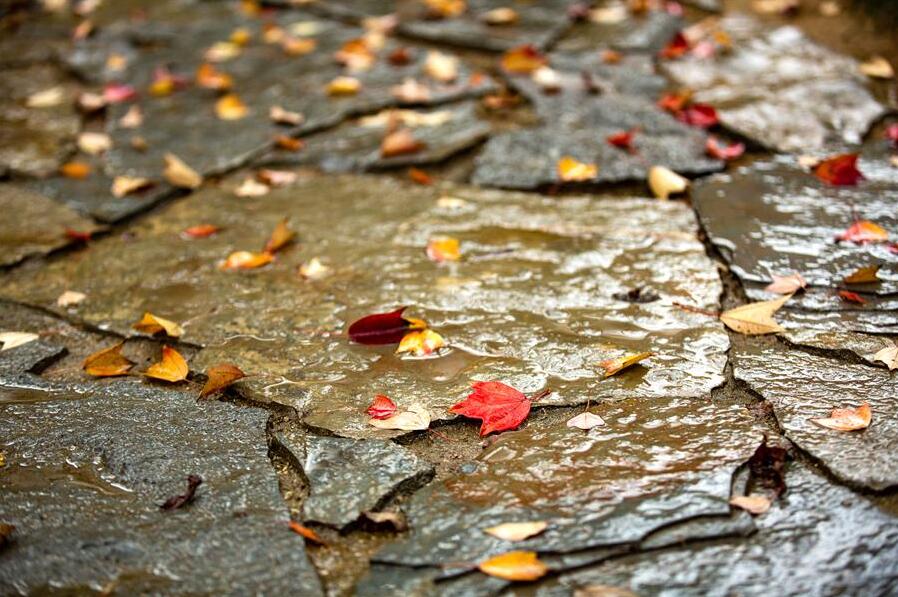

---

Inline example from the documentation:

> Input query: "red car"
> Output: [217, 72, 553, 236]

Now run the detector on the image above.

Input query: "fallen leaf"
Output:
[765, 273, 807, 294]
[0, 332, 39, 351]
[348, 307, 425, 345]
[145, 345, 189, 383]
[814, 153, 864, 186]
[607, 129, 637, 152]
[836, 220, 888, 244]
[263, 219, 295, 254]
[408, 167, 434, 185]
[388, 46, 413, 66]
[160, 474, 202, 510]
[557, 156, 598, 182]
[676, 103, 718, 128]
[60, 161, 92, 179]
[811, 402, 872, 431]
[56, 290, 86, 307]
[481, 7, 518, 25]
[749, 435, 788, 497]
[335, 38, 376, 72]
[600, 49, 623, 64]
[381, 128, 426, 157]
[532, 66, 562, 93]
[162, 153, 203, 189]
[270, 105, 304, 126]
[64, 228, 93, 243]
[298, 257, 331, 280]
[838, 290, 866, 304]
[501, 45, 548, 74]
[368, 402, 431, 431]
[426, 237, 461, 262]
[872, 344, 898, 370]
[131, 136, 149, 151]
[424, 50, 459, 83]
[327, 76, 361, 96]
[659, 32, 690, 60]
[859, 56, 894, 79]
[83, 343, 134, 377]
[215, 93, 248, 120]
[657, 89, 692, 113]
[752, 0, 800, 13]
[566, 412, 606, 430]
[705, 136, 745, 160]
[648, 166, 688, 199]
[396, 329, 446, 356]
[220, 250, 274, 270]
[111, 176, 153, 198]
[573, 586, 638, 597]
[27, 86, 65, 108]
[450, 381, 542, 436]
[478, 551, 549, 581]
[844, 265, 881, 284]
[196, 63, 233, 90]
[257, 169, 298, 187]
[282, 36, 317, 56]
[425, 0, 466, 18]
[149, 65, 186, 96]
[391, 77, 432, 103]
[366, 394, 398, 419]
[484, 521, 547, 541]
[597, 351, 653, 378]
[182, 224, 221, 239]
[205, 41, 241, 62]
[719, 295, 790, 335]
[288, 521, 326, 545]
[729, 495, 771, 515]
[235, 177, 270, 197]
[77, 132, 111, 155]
[132, 312, 184, 338]
[200, 363, 246, 397]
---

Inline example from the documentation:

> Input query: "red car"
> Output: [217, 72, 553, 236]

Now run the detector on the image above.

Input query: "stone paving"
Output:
[1, 1, 897, 595]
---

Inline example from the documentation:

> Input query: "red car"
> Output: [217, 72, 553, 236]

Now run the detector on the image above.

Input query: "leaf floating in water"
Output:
[396, 329, 446, 356]
[200, 364, 246, 397]
[813, 153, 864, 186]
[597, 352, 653, 378]
[566, 412, 605, 430]
[484, 521, 547, 541]
[132, 312, 184, 338]
[160, 474, 203, 511]
[843, 265, 881, 284]
[835, 220, 888, 244]
[478, 551, 549, 581]
[764, 273, 806, 294]
[348, 307, 425, 345]
[729, 495, 771, 515]
[288, 521, 326, 545]
[366, 394, 398, 420]
[811, 402, 871, 431]
[450, 381, 545, 436]
[719, 295, 790, 335]
[83, 343, 134, 377]
[145, 346, 189, 383]
[557, 156, 598, 182]
[368, 403, 431, 431]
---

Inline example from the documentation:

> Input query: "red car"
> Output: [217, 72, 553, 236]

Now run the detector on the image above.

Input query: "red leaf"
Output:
[449, 381, 540, 436]
[814, 153, 864, 186]
[348, 307, 422, 345]
[659, 32, 690, 60]
[886, 123, 898, 148]
[606, 128, 637, 153]
[657, 90, 691, 113]
[104, 83, 137, 103]
[838, 290, 866, 305]
[677, 104, 719, 128]
[706, 136, 745, 160]
[65, 228, 93, 242]
[366, 394, 398, 419]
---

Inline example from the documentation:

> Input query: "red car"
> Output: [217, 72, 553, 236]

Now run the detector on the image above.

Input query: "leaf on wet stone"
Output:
[659, 31, 690, 60]
[606, 129, 637, 153]
[257, 169, 298, 187]
[132, 312, 184, 338]
[368, 403, 431, 431]
[215, 93, 249, 120]
[396, 329, 446, 357]
[60, 161, 92, 179]
[426, 0, 466, 18]
[163, 153, 203, 189]
[811, 402, 872, 431]
[196, 63, 233, 91]
[235, 178, 270, 197]
[327, 76, 361, 96]
[598, 352, 653, 378]
[64, 228, 93, 243]
[705, 136, 745, 160]
[426, 237, 460, 262]
[859, 56, 894, 79]
[813, 153, 864, 186]
[298, 258, 331, 280]
[392, 78, 432, 103]
[481, 7, 518, 25]
[0, 523, 15, 549]
[765, 273, 807, 294]
[836, 220, 888, 244]
[274, 135, 304, 152]
[408, 167, 434, 185]
[677, 104, 719, 128]
[83, 342, 134, 377]
[484, 521, 548, 541]
[220, 250, 273, 271]
[145, 346, 189, 383]
[838, 290, 866, 305]
[335, 38, 376, 72]
[532, 67, 562, 93]
[160, 474, 203, 511]
[719, 295, 790, 335]
[843, 265, 881, 284]
[56, 290, 86, 307]
[449, 381, 540, 436]
[182, 224, 221, 239]
[648, 166, 688, 199]
[270, 105, 304, 126]
[348, 307, 426, 345]
[873, 344, 898, 371]
[557, 156, 598, 182]
[111, 176, 153, 198]
[362, 510, 408, 531]
[478, 550, 549, 581]
[263, 218, 295, 255]
[200, 364, 246, 398]
[381, 129, 426, 157]
[78, 132, 111, 155]
[0, 332, 39, 351]
[288, 521, 326, 545]
[567, 412, 606, 430]
[501, 45, 548, 74]
[729, 494, 771, 515]
[366, 394, 398, 420]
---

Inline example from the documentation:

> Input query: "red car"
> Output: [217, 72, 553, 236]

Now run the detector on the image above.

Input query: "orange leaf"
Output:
[557, 156, 598, 182]
[220, 250, 274, 270]
[83, 343, 134, 377]
[810, 402, 871, 431]
[501, 45, 548, 75]
[263, 218, 295, 254]
[835, 220, 888, 244]
[182, 224, 221, 239]
[145, 345, 189, 383]
[200, 363, 246, 397]
[196, 63, 233, 90]
[282, 37, 317, 56]
[132, 312, 184, 338]
[814, 153, 864, 186]
[215, 93, 248, 120]
[335, 38, 376, 71]
[274, 135, 304, 151]
[408, 167, 434, 185]
[426, 237, 460, 262]
[425, 0, 466, 17]
[288, 521, 326, 545]
[163, 153, 203, 189]
[478, 551, 549, 581]
[327, 76, 361, 96]
[60, 161, 92, 179]
[598, 351, 653, 378]
[843, 265, 881, 284]
[396, 329, 446, 356]
[838, 290, 866, 304]
[381, 129, 426, 157]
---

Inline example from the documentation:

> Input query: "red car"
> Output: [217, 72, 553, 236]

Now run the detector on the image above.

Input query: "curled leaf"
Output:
[729, 495, 771, 515]
[478, 551, 548, 581]
[450, 381, 539, 436]
[381, 128, 426, 157]
[163, 153, 203, 189]
[859, 56, 894, 79]
[220, 251, 273, 270]
[719, 295, 790, 335]
[111, 176, 153, 198]
[813, 153, 863, 186]
[765, 273, 806, 294]
[161, 474, 202, 510]
[83, 343, 134, 377]
[838, 290, 866, 304]
[810, 402, 871, 431]
[288, 521, 326, 545]
[132, 312, 184, 338]
[706, 136, 745, 160]
[426, 237, 461, 262]
[263, 218, 295, 254]
[676, 104, 718, 128]
[145, 345, 189, 383]
[348, 307, 425, 345]
[366, 394, 398, 419]
[367, 402, 431, 431]
[396, 329, 446, 356]
[200, 363, 246, 397]
[557, 156, 598, 182]
[484, 521, 547, 542]
[598, 351, 653, 378]
[566, 412, 605, 430]
[872, 344, 898, 370]
[648, 166, 688, 199]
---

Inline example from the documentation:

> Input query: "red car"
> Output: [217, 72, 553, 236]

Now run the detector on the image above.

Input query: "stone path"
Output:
[1, 1, 897, 595]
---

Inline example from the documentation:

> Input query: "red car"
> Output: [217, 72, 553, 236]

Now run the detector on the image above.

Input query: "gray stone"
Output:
[0, 340, 66, 380]
[556, 9, 683, 54]
[734, 344, 898, 491]
[0, 380, 323, 595]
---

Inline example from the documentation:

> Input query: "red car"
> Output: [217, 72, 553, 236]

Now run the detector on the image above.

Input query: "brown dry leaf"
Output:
[163, 153, 203, 189]
[648, 166, 688, 199]
[56, 290, 86, 307]
[145, 345, 189, 383]
[288, 521, 326, 545]
[859, 56, 894, 79]
[873, 344, 898, 370]
[83, 343, 134, 377]
[501, 45, 548, 74]
[200, 363, 246, 397]
[220, 250, 274, 270]
[557, 156, 598, 182]
[264, 219, 295, 254]
[843, 264, 881, 284]
[111, 176, 153, 198]
[765, 273, 807, 294]
[478, 551, 549, 581]
[270, 105, 303, 125]
[719, 295, 790, 335]
[61, 161, 92, 179]
[274, 135, 304, 152]
[381, 128, 426, 157]
[77, 132, 111, 155]
[131, 136, 149, 151]
[396, 329, 446, 356]
[132, 312, 184, 338]
[566, 412, 605, 430]
[298, 257, 331, 280]
[424, 51, 459, 83]
[0, 332, 39, 351]
[484, 521, 547, 542]
[426, 237, 461, 262]
[235, 178, 270, 197]
[598, 351, 653, 378]
[811, 402, 872, 431]
[729, 494, 771, 515]
[327, 76, 361, 96]
[481, 7, 518, 24]
[367, 403, 431, 431]
[215, 93, 248, 120]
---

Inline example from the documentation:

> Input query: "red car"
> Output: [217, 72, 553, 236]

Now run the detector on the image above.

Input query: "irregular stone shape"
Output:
[276, 433, 434, 528]
[780, 328, 894, 369]
[734, 345, 898, 491]
[0, 339, 65, 379]
[0, 380, 323, 595]
[555, 9, 682, 54]
[539, 463, 898, 597]
[256, 102, 490, 173]
[0, 65, 80, 177]
[0, 184, 102, 266]
[0, 175, 728, 438]
[662, 14, 885, 152]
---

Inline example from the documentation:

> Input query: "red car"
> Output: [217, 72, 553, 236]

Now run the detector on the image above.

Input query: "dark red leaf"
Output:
[677, 104, 719, 128]
[160, 474, 203, 511]
[388, 47, 412, 66]
[659, 32, 690, 60]
[449, 381, 546, 436]
[348, 307, 421, 345]
[838, 290, 866, 304]
[65, 228, 93, 242]
[607, 128, 637, 153]
[705, 136, 745, 160]
[887, 123, 898, 148]
[814, 153, 864, 186]
[366, 394, 398, 419]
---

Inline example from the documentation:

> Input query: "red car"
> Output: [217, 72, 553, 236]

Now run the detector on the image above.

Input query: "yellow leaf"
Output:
[843, 264, 881, 284]
[648, 166, 688, 199]
[859, 56, 894, 79]
[215, 93, 248, 120]
[481, 7, 518, 25]
[719, 295, 790, 335]
[424, 50, 459, 83]
[729, 494, 771, 515]
[163, 153, 203, 189]
[426, 237, 461, 262]
[196, 63, 233, 90]
[483, 521, 547, 542]
[327, 76, 361, 96]
[478, 551, 548, 581]
[77, 132, 111, 155]
[810, 402, 871, 431]
[425, 0, 466, 17]
[205, 41, 242, 62]
[220, 250, 274, 270]
[145, 345, 189, 383]
[111, 176, 153, 198]
[597, 351, 653, 378]
[132, 312, 184, 338]
[83, 343, 134, 377]
[200, 363, 246, 397]
[27, 86, 65, 108]
[557, 156, 598, 182]
[263, 218, 295, 254]
[396, 329, 446, 356]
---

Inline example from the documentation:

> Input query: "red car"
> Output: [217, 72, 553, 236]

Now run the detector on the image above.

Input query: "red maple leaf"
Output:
[677, 104, 719, 128]
[705, 136, 745, 160]
[348, 307, 423, 345]
[449, 382, 549, 436]
[366, 394, 398, 419]
[814, 153, 864, 186]
[607, 128, 638, 153]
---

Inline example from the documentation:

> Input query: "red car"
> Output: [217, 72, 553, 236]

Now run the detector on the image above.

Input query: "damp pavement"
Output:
[1, 1, 897, 595]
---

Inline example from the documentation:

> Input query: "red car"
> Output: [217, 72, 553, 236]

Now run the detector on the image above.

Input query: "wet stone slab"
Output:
[275, 433, 434, 528]
[554, 8, 683, 54]
[534, 461, 898, 597]
[734, 344, 898, 491]
[0, 174, 728, 438]
[0, 184, 102, 267]
[662, 14, 885, 152]
[0, 380, 323, 595]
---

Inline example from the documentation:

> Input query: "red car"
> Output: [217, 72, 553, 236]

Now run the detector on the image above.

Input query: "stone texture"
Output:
[0, 175, 728, 438]
[555, 9, 683, 54]
[0, 380, 323, 595]
[734, 345, 898, 491]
